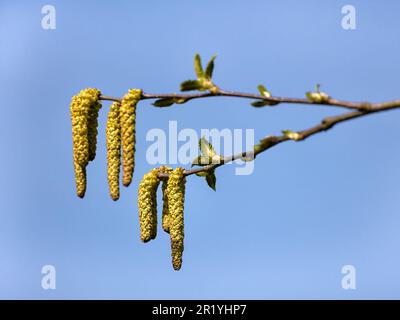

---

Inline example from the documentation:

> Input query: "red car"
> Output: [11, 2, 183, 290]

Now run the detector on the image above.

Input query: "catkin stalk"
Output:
[120, 89, 142, 187]
[106, 102, 121, 201]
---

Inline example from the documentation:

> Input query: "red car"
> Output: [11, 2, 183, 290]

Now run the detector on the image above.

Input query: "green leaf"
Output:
[191, 155, 212, 167]
[199, 136, 216, 157]
[180, 79, 202, 92]
[152, 97, 188, 107]
[195, 171, 208, 177]
[306, 84, 330, 103]
[205, 171, 217, 191]
[194, 54, 204, 79]
[205, 55, 217, 79]
[153, 98, 176, 107]
[251, 100, 279, 107]
[257, 84, 271, 97]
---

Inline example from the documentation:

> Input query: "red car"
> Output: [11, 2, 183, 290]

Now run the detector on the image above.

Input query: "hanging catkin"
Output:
[74, 162, 87, 198]
[70, 88, 101, 198]
[159, 166, 173, 233]
[106, 102, 121, 201]
[88, 98, 102, 161]
[120, 89, 142, 187]
[166, 167, 186, 271]
[138, 168, 161, 242]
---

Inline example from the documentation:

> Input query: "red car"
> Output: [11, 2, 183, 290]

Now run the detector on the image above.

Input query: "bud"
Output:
[88, 97, 102, 161]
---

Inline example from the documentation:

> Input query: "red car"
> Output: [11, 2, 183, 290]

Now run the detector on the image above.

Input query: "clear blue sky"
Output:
[1, 0, 400, 299]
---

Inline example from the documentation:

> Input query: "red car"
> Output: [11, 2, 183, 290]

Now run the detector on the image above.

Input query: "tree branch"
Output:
[101, 90, 400, 111]
[99, 90, 400, 178]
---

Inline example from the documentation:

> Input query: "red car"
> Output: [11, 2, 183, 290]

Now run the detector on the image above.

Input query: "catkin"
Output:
[106, 102, 121, 201]
[70, 88, 101, 198]
[74, 162, 87, 198]
[88, 98, 102, 161]
[138, 168, 161, 242]
[166, 167, 186, 271]
[120, 89, 142, 187]
[159, 166, 173, 233]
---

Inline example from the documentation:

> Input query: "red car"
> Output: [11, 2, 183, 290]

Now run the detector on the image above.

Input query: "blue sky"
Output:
[1, 0, 400, 299]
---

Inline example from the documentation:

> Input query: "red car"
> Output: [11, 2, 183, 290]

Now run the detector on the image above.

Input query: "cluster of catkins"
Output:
[70, 88, 142, 199]
[71, 88, 187, 270]
[138, 167, 186, 270]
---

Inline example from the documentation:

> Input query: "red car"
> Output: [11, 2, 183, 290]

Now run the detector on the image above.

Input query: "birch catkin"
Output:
[88, 98, 102, 161]
[70, 88, 101, 198]
[159, 166, 173, 233]
[120, 89, 142, 187]
[166, 167, 186, 271]
[138, 168, 161, 242]
[106, 102, 121, 201]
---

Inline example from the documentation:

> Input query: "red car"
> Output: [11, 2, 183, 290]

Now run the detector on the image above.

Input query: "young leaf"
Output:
[191, 155, 212, 167]
[205, 171, 217, 191]
[306, 84, 330, 103]
[195, 171, 208, 177]
[194, 54, 204, 79]
[257, 84, 271, 98]
[199, 136, 216, 157]
[180, 79, 202, 92]
[153, 98, 176, 107]
[152, 97, 188, 107]
[205, 55, 217, 79]
[251, 100, 279, 107]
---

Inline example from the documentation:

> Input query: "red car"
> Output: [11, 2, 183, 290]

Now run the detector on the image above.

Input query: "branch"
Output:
[181, 101, 400, 177]
[100, 90, 400, 178]
[100, 90, 400, 111]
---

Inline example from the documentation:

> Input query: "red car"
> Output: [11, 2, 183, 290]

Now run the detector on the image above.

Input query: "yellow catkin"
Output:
[138, 168, 161, 242]
[74, 162, 86, 198]
[120, 89, 142, 187]
[106, 102, 121, 201]
[88, 98, 102, 161]
[70, 88, 101, 198]
[159, 166, 173, 233]
[166, 167, 186, 271]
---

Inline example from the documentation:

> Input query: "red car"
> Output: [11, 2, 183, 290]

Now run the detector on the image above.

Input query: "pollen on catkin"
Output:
[166, 167, 186, 271]
[88, 97, 102, 161]
[159, 166, 173, 233]
[120, 89, 142, 187]
[138, 168, 161, 242]
[106, 102, 121, 201]
[74, 162, 86, 198]
[70, 88, 101, 198]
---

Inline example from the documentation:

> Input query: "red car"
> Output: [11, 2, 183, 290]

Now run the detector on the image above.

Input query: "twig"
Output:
[99, 90, 400, 177]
